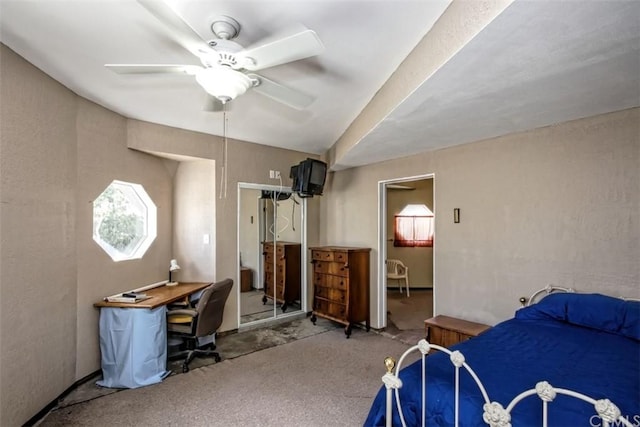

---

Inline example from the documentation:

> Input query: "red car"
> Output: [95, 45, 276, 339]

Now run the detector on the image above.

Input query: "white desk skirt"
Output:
[97, 306, 170, 388]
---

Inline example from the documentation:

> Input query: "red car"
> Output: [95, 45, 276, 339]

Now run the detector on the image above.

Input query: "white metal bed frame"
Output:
[381, 285, 638, 427]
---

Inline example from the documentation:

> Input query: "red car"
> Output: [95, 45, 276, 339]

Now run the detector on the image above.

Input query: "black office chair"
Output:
[167, 278, 233, 373]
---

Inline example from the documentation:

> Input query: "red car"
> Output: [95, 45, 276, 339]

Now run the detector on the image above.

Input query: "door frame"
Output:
[377, 173, 435, 329]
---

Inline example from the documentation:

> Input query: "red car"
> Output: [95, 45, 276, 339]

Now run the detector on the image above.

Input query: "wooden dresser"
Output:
[309, 246, 371, 338]
[424, 315, 491, 348]
[262, 241, 301, 312]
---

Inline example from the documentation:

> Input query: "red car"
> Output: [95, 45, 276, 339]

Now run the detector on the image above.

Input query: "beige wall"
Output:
[386, 179, 434, 288]
[321, 108, 640, 328]
[172, 160, 217, 283]
[1, 44, 79, 426]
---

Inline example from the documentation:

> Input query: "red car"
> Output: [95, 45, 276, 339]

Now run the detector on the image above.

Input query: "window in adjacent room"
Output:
[93, 180, 157, 261]
[394, 204, 434, 247]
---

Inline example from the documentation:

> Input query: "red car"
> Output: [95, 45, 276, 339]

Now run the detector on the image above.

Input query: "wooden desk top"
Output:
[94, 282, 211, 309]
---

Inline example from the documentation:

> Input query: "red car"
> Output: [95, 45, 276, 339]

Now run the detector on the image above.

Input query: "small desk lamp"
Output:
[168, 259, 181, 286]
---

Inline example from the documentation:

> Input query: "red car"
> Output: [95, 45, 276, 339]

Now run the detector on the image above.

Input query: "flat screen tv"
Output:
[290, 158, 327, 197]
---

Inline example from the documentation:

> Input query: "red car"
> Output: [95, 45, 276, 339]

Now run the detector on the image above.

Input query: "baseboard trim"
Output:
[23, 369, 101, 427]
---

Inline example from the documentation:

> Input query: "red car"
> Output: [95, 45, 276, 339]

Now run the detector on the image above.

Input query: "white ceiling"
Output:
[1, 0, 639, 170]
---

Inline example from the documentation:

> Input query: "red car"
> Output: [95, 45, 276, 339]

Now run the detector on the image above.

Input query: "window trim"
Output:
[92, 180, 157, 262]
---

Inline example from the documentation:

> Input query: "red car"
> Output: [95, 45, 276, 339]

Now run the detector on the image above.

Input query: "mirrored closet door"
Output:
[238, 183, 306, 326]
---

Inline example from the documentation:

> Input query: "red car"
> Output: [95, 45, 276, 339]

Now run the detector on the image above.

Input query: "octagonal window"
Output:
[93, 180, 157, 262]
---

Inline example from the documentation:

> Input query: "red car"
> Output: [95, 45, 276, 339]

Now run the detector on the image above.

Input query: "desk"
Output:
[94, 282, 210, 389]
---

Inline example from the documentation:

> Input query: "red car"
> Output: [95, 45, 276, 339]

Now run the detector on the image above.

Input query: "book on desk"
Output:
[105, 292, 151, 304]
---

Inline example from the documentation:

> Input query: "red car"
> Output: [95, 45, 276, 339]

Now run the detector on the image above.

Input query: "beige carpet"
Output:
[38, 327, 414, 426]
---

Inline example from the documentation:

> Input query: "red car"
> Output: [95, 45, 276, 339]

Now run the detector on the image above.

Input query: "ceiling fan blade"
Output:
[239, 26, 324, 71]
[105, 64, 202, 75]
[248, 74, 315, 110]
[203, 95, 230, 112]
[137, 0, 211, 57]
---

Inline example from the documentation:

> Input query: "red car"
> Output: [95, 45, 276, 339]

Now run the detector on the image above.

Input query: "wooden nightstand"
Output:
[424, 315, 491, 348]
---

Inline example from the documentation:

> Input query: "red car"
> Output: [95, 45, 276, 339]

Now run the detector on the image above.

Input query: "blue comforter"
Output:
[365, 294, 640, 427]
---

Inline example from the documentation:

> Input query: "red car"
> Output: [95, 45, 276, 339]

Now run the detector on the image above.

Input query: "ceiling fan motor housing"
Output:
[195, 67, 253, 103]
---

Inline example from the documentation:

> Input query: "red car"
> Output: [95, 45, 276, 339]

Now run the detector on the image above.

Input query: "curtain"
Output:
[394, 215, 434, 247]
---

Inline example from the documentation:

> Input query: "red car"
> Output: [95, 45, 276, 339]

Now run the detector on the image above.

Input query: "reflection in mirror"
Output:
[238, 184, 304, 326]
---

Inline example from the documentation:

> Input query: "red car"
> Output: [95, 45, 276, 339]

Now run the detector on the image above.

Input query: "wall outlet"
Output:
[269, 170, 281, 179]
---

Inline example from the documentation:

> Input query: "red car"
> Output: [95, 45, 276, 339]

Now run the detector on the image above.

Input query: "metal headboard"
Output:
[519, 284, 640, 306]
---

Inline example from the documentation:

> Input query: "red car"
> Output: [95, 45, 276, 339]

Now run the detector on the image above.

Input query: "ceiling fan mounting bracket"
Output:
[211, 15, 241, 40]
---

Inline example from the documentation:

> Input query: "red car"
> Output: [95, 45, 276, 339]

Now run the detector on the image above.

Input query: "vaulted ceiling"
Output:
[1, 0, 638, 170]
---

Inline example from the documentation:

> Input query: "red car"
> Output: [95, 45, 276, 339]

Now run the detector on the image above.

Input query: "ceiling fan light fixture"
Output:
[195, 67, 252, 103]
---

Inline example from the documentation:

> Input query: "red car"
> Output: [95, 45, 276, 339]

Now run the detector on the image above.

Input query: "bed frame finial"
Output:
[384, 356, 396, 374]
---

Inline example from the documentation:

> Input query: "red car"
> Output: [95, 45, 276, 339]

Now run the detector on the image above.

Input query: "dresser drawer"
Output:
[264, 261, 285, 276]
[313, 261, 348, 277]
[314, 286, 347, 303]
[313, 274, 347, 290]
[314, 299, 347, 319]
[264, 271, 284, 287]
[264, 242, 285, 258]
[311, 250, 349, 263]
[312, 250, 334, 261]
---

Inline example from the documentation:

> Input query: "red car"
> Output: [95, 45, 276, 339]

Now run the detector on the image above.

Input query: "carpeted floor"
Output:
[36, 294, 431, 426]
[50, 316, 337, 411]
[37, 319, 415, 426]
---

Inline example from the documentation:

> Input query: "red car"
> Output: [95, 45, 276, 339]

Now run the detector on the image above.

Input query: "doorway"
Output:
[377, 175, 434, 342]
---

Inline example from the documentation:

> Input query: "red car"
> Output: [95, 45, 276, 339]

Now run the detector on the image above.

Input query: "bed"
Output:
[364, 289, 640, 427]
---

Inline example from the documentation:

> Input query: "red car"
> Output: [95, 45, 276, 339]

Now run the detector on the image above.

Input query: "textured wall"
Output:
[321, 108, 640, 328]
[173, 160, 217, 282]
[1, 44, 78, 426]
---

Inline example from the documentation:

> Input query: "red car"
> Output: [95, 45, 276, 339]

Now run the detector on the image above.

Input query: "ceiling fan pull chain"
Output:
[221, 108, 228, 199]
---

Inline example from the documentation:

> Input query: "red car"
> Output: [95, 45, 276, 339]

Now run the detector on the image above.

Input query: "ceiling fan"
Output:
[105, 0, 325, 111]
